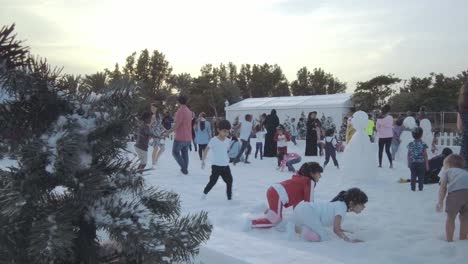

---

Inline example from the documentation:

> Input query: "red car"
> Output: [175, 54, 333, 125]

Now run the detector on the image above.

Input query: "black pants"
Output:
[255, 142, 263, 159]
[203, 165, 233, 200]
[378, 137, 393, 166]
[235, 139, 252, 162]
[410, 162, 425, 191]
[198, 144, 207, 160]
[324, 143, 339, 167]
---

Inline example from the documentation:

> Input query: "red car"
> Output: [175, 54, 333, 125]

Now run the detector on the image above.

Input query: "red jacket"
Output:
[277, 174, 315, 208]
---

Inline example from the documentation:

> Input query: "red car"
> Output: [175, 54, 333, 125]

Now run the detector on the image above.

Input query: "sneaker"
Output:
[244, 161, 251, 164]
[390, 164, 393, 169]
[201, 194, 207, 200]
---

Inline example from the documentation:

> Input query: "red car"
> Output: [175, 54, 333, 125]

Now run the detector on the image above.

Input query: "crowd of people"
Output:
[130, 81, 468, 244]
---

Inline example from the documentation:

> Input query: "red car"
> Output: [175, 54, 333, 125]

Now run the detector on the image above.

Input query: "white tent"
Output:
[225, 93, 353, 128]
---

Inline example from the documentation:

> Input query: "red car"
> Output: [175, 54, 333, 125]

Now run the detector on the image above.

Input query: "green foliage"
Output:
[291, 67, 347, 95]
[0, 24, 212, 264]
[352, 74, 401, 112]
[388, 72, 468, 112]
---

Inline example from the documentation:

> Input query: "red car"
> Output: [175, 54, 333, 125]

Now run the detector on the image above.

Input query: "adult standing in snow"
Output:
[458, 82, 468, 165]
[264, 109, 280, 157]
[376, 105, 394, 168]
[233, 114, 253, 164]
[305, 111, 319, 156]
[165, 95, 192, 175]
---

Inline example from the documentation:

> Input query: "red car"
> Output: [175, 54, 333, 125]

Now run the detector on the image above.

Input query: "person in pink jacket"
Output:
[376, 105, 394, 168]
[277, 152, 302, 172]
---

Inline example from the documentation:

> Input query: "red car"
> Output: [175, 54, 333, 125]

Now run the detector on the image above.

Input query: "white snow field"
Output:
[2, 140, 467, 264]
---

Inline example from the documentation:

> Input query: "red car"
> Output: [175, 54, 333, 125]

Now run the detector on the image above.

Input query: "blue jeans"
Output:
[286, 157, 302, 172]
[410, 162, 425, 191]
[391, 142, 400, 161]
[172, 140, 190, 174]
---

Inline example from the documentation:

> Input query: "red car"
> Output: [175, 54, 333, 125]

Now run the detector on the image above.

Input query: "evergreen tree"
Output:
[0, 24, 211, 264]
[320, 114, 336, 133]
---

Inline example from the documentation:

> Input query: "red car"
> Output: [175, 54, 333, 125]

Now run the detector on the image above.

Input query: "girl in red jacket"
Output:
[250, 162, 323, 229]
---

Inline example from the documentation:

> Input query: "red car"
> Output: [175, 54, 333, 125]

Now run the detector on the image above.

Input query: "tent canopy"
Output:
[226, 93, 353, 111]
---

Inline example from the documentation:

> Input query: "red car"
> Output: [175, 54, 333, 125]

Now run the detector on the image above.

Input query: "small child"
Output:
[228, 136, 242, 163]
[288, 188, 368, 243]
[323, 128, 339, 169]
[274, 125, 291, 165]
[407, 127, 429, 191]
[290, 118, 298, 146]
[134, 112, 154, 171]
[277, 152, 302, 172]
[254, 124, 267, 160]
[202, 120, 234, 200]
[250, 162, 323, 229]
[436, 154, 468, 242]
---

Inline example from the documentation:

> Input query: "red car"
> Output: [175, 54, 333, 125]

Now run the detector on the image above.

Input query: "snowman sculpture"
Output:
[341, 111, 376, 180]
[395, 116, 418, 163]
[419, 119, 434, 158]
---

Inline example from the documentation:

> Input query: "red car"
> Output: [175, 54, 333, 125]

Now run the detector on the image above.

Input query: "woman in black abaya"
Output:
[263, 109, 280, 157]
[305, 111, 319, 156]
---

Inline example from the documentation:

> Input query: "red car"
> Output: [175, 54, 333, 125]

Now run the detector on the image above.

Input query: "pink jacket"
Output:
[376, 115, 393, 138]
[174, 105, 193, 142]
[280, 153, 301, 170]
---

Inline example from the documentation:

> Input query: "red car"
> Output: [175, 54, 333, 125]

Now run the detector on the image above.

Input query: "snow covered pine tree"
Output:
[0, 24, 212, 264]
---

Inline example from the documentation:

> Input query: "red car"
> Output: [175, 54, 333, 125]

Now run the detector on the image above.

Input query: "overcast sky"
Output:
[1, 0, 467, 91]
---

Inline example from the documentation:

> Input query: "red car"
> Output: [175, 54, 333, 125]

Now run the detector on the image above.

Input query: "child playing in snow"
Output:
[134, 112, 154, 171]
[228, 136, 242, 163]
[202, 120, 234, 200]
[290, 118, 298, 146]
[274, 125, 291, 165]
[436, 154, 468, 242]
[288, 188, 368, 243]
[254, 124, 267, 160]
[277, 152, 302, 172]
[250, 162, 323, 229]
[407, 127, 429, 191]
[323, 128, 339, 169]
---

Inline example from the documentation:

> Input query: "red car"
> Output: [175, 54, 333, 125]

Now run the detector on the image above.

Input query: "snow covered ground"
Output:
[2, 140, 467, 264]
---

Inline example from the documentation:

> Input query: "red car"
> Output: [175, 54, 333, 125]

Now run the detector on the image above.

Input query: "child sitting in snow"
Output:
[277, 152, 302, 172]
[249, 162, 323, 229]
[274, 125, 291, 165]
[436, 154, 468, 242]
[288, 188, 368, 243]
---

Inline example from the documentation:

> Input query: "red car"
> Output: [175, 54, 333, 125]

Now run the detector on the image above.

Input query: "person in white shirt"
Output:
[436, 154, 468, 242]
[233, 114, 253, 165]
[254, 124, 267, 160]
[288, 188, 368, 243]
[202, 120, 234, 200]
[291, 118, 298, 146]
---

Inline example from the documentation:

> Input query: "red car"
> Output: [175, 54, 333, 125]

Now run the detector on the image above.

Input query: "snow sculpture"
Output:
[341, 111, 376, 180]
[419, 119, 434, 158]
[395, 116, 418, 163]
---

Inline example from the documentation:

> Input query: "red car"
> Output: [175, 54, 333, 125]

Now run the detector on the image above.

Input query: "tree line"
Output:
[58, 49, 467, 116]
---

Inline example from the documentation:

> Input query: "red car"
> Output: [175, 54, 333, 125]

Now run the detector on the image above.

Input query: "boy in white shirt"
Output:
[202, 120, 234, 200]
[436, 154, 468, 242]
